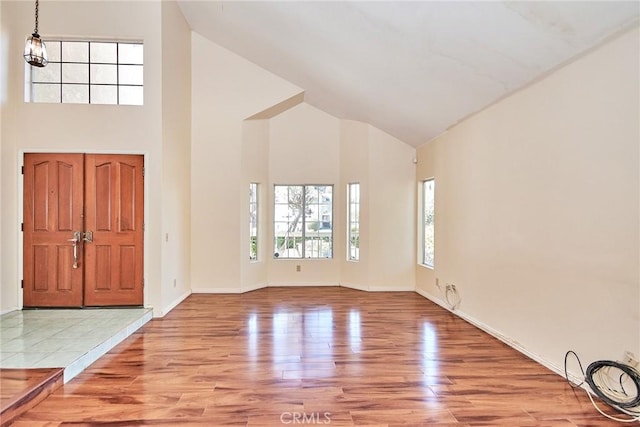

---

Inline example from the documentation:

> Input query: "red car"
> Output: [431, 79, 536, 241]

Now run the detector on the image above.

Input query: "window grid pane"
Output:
[91, 85, 118, 104]
[62, 41, 88, 62]
[27, 40, 143, 105]
[62, 84, 88, 103]
[348, 183, 360, 261]
[32, 63, 61, 83]
[119, 86, 143, 105]
[62, 63, 88, 84]
[423, 179, 435, 268]
[274, 185, 333, 259]
[90, 64, 117, 84]
[32, 83, 61, 103]
[90, 42, 117, 63]
[118, 43, 144, 64]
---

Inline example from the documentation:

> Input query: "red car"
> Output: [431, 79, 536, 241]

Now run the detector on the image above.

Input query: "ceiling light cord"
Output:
[564, 350, 640, 423]
[34, 0, 39, 35]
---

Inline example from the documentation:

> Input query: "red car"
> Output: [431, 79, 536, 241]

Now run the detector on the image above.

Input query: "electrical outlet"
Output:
[435, 278, 440, 289]
[623, 351, 639, 368]
[173, 279, 177, 288]
[296, 265, 301, 272]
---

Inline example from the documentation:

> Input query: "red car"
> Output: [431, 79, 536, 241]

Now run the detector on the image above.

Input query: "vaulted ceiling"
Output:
[177, 1, 639, 147]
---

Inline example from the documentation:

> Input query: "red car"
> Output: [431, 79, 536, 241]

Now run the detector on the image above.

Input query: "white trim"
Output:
[370, 285, 415, 292]
[414, 287, 573, 382]
[153, 289, 191, 318]
[267, 281, 339, 288]
[241, 282, 268, 293]
[340, 282, 369, 292]
[191, 287, 244, 294]
[0, 307, 18, 316]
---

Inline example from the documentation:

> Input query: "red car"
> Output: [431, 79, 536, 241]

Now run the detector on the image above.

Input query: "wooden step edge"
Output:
[0, 368, 64, 427]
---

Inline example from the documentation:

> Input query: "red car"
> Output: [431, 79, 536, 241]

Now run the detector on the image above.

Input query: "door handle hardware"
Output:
[68, 231, 81, 269]
[83, 231, 93, 243]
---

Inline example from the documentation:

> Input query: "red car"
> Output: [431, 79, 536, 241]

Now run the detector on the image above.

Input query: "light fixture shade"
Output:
[24, 33, 48, 67]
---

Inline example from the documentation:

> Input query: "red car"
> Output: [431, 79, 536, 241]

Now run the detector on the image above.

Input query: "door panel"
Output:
[23, 153, 84, 307]
[23, 153, 144, 307]
[83, 154, 144, 306]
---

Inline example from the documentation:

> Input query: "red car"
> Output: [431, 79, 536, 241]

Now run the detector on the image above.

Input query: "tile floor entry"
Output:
[0, 307, 152, 383]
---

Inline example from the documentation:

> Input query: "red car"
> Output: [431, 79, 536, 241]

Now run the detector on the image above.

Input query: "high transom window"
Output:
[25, 40, 144, 105]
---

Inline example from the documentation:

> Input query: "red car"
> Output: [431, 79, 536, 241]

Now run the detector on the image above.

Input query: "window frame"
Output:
[273, 184, 333, 260]
[347, 182, 360, 261]
[25, 39, 144, 105]
[249, 183, 259, 261]
[422, 178, 435, 268]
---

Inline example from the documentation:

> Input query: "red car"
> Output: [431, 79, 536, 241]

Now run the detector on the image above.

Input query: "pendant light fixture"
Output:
[23, 0, 48, 67]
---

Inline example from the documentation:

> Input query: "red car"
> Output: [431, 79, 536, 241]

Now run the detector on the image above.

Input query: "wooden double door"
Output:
[23, 153, 144, 307]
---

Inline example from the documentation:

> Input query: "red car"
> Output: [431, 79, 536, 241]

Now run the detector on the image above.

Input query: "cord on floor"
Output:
[564, 350, 640, 423]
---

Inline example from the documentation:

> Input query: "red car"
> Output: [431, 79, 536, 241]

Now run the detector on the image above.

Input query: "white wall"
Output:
[416, 27, 639, 375]
[0, 2, 4, 311]
[191, 34, 417, 292]
[339, 120, 416, 291]
[268, 103, 342, 286]
[190, 33, 302, 293]
[160, 0, 191, 314]
[339, 120, 370, 290]
[0, 1, 189, 317]
[368, 126, 416, 291]
[241, 120, 270, 291]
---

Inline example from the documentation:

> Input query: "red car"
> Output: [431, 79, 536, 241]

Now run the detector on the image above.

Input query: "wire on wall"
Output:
[564, 350, 640, 423]
[444, 284, 461, 310]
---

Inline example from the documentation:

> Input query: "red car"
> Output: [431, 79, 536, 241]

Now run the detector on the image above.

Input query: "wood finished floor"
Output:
[11, 287, 621, 426]
[1, 368, 63, 426]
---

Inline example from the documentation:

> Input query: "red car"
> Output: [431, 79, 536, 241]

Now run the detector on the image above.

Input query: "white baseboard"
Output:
[0, 307, 18, 316]
[191, 287, 244, 294]
[414, 287, 569, 381]
[192, 282, 412, 293]
[192, 283, 337, 293]
[267, 282, 339, 287]
[241, 282, 267, 293]
[340, 282, 369, 291]
[370, 285, 415, 292]
[340, 283, 416, 292]
[154, 289, 191, 318]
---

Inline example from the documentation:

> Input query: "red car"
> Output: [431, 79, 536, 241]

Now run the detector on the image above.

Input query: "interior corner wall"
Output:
[240, 119, 269, 292]
[0, 1, 4, 313]
[339, 120, 416, 292]
[267, 103, 342, 286]
[367, 126, 416, 291]
[160, 0, 191, 314]
[262, 101, 419, 290]
[190, 33, 301, 293]
[339, 120, 370, 291]
[416, 26, 640, 375]
[0, 0, 164, 315]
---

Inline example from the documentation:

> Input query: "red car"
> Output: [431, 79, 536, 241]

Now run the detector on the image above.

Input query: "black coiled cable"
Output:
[585, 360, 640, 408]
[564, 350, 640, 423]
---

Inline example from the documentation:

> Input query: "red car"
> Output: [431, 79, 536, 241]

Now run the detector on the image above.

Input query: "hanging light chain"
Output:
[34, 0, 39, 35]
